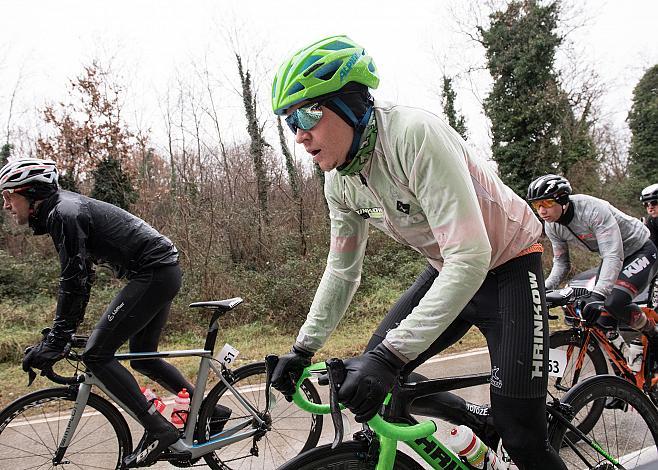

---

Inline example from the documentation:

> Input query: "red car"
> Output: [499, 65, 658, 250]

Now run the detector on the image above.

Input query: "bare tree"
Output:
[236, 53, 270, 242]
[277, 117, 306, 255]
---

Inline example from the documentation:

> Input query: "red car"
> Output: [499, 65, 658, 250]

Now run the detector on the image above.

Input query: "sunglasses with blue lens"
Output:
[285, 103, 323, 134]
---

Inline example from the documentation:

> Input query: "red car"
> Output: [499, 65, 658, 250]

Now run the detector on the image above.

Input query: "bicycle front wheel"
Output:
[0, 386, 132, 470]
[548, 329, 608, 439]
[277, 440, 424, 470]
[548, 374, 658, 469]
[197, 361, 323, 470]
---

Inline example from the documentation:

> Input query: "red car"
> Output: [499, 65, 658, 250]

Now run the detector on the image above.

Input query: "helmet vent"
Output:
[323, 40, 353, 51]
[303, 62, 324, 77]
[313, 59, 342, 81]
[299, 55, 323, 75]
[287, 82, 304, 96]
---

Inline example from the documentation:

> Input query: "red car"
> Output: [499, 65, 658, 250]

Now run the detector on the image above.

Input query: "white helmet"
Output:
[640, 184, 658, 203]
[0, 159, 59, 200]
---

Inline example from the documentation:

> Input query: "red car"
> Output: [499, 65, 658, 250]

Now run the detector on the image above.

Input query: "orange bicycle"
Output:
[547, 286, 658, 436]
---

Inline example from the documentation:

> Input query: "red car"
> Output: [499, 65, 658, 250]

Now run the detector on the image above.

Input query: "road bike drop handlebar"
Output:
[546, 286, 606, 323]
[24, 334, 89, 387]
[265, 355, 437, 447]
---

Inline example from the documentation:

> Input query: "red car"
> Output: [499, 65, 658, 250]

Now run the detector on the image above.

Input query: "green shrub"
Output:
[0, 250, 60, 300]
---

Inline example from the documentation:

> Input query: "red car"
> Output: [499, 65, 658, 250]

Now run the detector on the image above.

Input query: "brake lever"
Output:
[27, 368, 37, 387]
[264, 355, 279, 411]
[326, 358, 347, 449]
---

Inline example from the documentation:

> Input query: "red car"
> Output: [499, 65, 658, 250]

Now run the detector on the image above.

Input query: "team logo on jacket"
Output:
[396, 201, 410, 214]
[355, 207, 383, 219]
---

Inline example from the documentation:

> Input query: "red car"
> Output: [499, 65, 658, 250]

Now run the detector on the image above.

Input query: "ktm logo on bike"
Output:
[622, 256, 650, 277]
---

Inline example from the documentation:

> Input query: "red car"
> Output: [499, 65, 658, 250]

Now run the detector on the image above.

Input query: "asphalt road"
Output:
[3, 347, 656, 469]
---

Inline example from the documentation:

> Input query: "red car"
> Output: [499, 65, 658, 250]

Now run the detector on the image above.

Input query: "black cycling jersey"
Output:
[29, 190, 178, 340]
[28, 190, 190, 418]
[646, 216, 658, 246]
[366, 252, 565, 469]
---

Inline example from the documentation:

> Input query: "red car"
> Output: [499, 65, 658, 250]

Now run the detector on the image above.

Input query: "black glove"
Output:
[575, 291, 606, 324]
[22, 333, 68, 372]
[337, 343, 405, 423]
[271, 345, 313, 400]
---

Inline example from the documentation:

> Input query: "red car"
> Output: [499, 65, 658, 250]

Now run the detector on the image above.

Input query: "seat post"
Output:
[203, 310, 222, 353]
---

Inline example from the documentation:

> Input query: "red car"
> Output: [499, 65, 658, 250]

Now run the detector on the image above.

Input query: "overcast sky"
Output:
[1, 0, 656, 160]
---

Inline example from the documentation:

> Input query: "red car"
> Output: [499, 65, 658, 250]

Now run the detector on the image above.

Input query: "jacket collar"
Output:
[29, 191, 59, 235]
[556, 201, 574, 225]
[337, 110, 378, 177]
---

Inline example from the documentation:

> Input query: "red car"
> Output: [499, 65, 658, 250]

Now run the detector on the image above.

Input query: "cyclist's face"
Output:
[645, 200, 658, 217]
[535, 201, 563, 222]
[2, 190, 31, 225]
[288, 103, 353, 172]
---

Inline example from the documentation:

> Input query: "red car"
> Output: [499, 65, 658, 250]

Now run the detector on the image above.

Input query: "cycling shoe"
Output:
[124, 409, 179, 467]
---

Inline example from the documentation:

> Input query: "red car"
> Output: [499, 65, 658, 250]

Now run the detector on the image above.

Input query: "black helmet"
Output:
[640, 184, 658, 203]
[527, 174, 572, 205]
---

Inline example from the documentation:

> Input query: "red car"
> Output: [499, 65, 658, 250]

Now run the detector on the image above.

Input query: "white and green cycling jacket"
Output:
[295, 101, 542, 362]
[544, 194, 650, 297]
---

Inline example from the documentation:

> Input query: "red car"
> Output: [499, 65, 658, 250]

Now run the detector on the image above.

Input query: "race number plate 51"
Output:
[548, 348, 568, 378]
[216, 343, 240, 366]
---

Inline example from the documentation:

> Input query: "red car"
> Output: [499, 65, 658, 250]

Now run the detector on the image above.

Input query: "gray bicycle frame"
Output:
[57, 348, 270, 460]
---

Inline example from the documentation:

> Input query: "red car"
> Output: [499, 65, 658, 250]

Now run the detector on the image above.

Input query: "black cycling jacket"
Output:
[29, 190, 179, 339]
[645, 216, 658, 245]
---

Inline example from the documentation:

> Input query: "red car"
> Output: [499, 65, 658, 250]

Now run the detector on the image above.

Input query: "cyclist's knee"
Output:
[81, 348, 112, 371]
[604, 297, 626, 319]
[82, 329, 120, 371]
[130, 358, 164, 379]
[604, 289, 635, 321]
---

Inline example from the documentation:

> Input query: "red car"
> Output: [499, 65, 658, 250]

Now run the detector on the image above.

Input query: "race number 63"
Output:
[548, 348, 568, 378]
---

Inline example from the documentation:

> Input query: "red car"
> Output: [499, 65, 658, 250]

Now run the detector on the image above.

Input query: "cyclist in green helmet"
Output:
[270, 35, 566, 470]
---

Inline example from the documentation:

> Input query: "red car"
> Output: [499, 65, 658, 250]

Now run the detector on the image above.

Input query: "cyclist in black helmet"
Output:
[528, 174, 658, 338]
[1, 158, 230, 467]
[641, 184, 658, 244]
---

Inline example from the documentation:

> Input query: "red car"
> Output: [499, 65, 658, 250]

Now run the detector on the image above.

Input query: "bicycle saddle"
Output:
[189, 297, 244, 312]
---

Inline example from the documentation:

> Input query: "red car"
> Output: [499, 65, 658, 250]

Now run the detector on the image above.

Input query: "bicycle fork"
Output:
[52, 383, 92, 465]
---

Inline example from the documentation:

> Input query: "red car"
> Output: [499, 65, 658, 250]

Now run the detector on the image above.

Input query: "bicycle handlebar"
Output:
[291, 360, 437, 442]
[42, 367, 85, 385]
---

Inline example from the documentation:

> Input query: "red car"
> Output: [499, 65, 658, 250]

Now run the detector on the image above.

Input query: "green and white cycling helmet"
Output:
[272, 35, 379, 115]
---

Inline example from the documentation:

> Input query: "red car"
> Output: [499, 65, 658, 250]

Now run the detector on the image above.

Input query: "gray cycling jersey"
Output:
[545, 194, 650, 296]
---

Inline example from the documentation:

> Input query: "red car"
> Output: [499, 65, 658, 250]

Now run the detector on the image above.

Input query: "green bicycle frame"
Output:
[293, 363, 469, 470]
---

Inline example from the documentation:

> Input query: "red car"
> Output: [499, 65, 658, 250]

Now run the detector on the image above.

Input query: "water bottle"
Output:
[171, 388, 190, 428]
[140, 386, 166, 414]
[627, 339, 644, 373]
[445, 425, 507, 469]
[606, 329, 627, 357]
